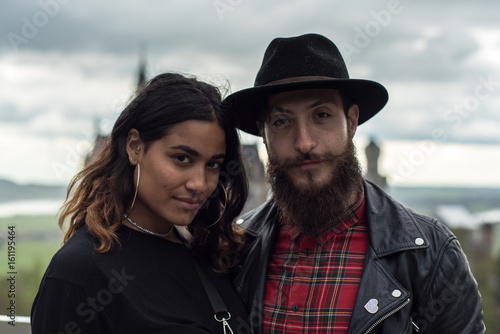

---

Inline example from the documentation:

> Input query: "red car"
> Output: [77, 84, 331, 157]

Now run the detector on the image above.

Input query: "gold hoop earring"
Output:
[206, 184, 227, 228]
[128, 162, 140, 214]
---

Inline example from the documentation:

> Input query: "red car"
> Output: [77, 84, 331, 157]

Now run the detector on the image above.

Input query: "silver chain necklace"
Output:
[123, 214, 174, 237]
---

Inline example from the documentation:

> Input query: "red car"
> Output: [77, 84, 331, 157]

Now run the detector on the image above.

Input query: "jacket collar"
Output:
[242, 200, 278, 239]
[243, 180, 428, 257]
[363, 180, 428, 257]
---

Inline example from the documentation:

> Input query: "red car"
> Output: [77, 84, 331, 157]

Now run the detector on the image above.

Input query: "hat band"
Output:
[266, 75, 340, 86]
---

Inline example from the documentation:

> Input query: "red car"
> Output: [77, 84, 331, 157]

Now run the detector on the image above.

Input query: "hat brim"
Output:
[224, 79, 388, 136]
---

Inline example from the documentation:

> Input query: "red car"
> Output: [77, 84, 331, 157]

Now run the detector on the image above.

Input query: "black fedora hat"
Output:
[224, 33, 389, 136]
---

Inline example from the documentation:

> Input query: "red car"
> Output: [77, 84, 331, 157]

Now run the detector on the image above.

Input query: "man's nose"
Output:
[294, 122, 316, 154]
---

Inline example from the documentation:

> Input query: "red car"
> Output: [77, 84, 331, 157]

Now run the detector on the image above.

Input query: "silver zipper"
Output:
[364, 298, 411, 334]
[411, 320, 420, 332]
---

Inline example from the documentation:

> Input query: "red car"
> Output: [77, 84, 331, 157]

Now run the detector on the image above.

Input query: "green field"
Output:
[0, 214, 63, 267]
[0, 214, 61, 232]
[0, 215, 64, 316]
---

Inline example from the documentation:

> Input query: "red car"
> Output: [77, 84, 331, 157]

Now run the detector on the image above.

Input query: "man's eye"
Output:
[273, 118, 289, 127]
[316, 112, 330, 119]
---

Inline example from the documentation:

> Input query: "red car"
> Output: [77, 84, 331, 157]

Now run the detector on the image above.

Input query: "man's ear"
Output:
[347, 104, 359, 138]
[126, 129, 143, 165]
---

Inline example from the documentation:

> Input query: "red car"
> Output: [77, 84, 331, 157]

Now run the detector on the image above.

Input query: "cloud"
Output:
[2, 123, 92, 185]
[379, 140, 500, 187]
[1, 0, 499, 185]
[0, 101, 32, 122]
[360, 28, 479, 82]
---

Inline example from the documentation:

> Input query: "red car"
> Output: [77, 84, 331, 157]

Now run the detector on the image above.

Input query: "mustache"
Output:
[266, 140, 363, 236]
[268, 152, 337, 170]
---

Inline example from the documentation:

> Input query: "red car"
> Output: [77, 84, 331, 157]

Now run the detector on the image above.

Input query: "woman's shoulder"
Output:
[52, 226, 97, 259]
[43, 227, 112, 285]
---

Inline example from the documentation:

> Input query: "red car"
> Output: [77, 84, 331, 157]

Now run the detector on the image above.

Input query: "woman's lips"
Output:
[175, 197, 203, 210]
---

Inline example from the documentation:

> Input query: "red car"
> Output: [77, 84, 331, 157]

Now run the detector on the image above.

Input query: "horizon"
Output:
[2, 181, 500, 220]
[3, 138, 500, 189]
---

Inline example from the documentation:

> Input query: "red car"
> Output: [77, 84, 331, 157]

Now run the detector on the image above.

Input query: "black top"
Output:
[31, 225, 249, 333]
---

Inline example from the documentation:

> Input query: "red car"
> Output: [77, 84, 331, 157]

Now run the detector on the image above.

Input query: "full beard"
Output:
[266, 140, 363, 237]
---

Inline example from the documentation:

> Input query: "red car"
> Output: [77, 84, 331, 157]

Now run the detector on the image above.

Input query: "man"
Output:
[225, 33, 485, 333]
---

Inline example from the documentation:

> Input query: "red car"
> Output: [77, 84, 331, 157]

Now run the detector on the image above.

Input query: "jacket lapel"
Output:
[347, 253, 410, 334]
[363, 181, 428, 256]
[346, 181, 427, 333]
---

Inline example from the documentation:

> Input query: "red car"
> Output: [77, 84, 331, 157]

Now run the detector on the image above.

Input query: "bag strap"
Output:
[179, 232, 234, 334]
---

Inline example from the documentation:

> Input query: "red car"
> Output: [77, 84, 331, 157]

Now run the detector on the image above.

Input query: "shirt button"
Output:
[304, 248, 311, 255]
[392, 289, 402, 298]
[291, 305, 300, 312]
[415, 238, 424, 246]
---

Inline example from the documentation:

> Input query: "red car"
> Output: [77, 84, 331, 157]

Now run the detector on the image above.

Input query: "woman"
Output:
[31, 73, 249, 333]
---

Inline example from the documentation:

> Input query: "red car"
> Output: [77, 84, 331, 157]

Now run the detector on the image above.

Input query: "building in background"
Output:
[241, 144, 267, 212]
[364, 137, 387, 190]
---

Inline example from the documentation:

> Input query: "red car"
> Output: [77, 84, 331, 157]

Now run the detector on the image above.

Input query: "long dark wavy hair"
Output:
[59, 72, 248, 272]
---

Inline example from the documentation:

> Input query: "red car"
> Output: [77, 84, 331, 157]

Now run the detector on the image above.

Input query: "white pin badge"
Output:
[364, 298, 379, 314]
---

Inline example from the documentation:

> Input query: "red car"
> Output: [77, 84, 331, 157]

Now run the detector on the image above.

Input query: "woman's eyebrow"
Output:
[170, 145, 200, 157]
[212, 153, 226, 160]
[170, 145, 226, 160]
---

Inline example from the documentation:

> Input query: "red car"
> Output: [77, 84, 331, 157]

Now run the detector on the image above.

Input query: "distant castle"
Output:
[364, 138, 386, 190]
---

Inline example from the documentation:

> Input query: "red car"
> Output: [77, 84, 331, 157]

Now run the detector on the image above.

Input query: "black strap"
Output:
[179, 233, 230, 320]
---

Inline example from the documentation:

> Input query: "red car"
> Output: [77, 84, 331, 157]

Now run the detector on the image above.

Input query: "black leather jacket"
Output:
[234, 181, 486, 333]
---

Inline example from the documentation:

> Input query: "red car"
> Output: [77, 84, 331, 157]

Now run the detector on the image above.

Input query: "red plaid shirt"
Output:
[263, 194, 368, 333]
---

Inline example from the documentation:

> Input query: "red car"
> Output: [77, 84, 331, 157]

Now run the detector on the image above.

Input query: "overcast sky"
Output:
[1, 0, 499, 186]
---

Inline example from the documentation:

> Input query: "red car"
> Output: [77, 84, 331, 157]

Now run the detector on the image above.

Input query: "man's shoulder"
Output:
[364, 180, 455, 244]
[238, 200, 278, 237]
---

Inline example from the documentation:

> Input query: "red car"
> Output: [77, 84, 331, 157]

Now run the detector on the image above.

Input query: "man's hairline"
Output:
[257, 88, 354, 124]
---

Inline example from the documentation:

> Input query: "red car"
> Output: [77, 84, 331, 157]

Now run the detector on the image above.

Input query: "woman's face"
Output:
[127, 120, 226, 232]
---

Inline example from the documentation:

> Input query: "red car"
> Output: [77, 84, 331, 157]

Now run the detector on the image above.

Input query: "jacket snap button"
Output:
[415, 238, 424, 245]
[292, 305, 299, 312]
[304, 248, 311, 255]
[392, 289, 402, 298]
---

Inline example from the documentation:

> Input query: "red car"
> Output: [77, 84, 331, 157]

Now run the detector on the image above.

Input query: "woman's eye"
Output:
[175, 155, 190, 163]
[208, 161, 222, 169]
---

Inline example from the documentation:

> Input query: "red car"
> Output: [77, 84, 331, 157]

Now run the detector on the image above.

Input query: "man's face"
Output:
[259, 88, 359, 188]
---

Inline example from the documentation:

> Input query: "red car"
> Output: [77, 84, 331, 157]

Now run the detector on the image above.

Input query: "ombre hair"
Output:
[59, 73, 248, 272]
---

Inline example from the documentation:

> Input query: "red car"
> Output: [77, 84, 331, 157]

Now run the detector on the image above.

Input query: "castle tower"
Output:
[365, 138, 387, 189]
[137, 41, 147, 89]
[84, 44, 147, 167]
